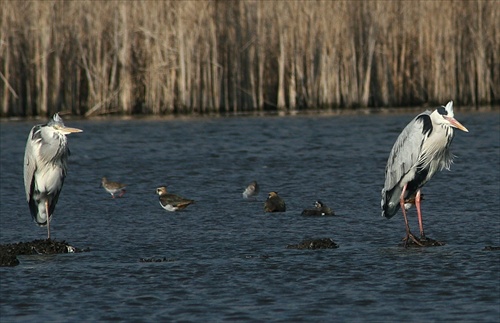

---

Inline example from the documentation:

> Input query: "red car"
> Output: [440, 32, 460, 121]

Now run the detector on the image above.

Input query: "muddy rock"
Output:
[287, 238, 339, 250]
[0, 239, 89, 267]
[400, 237, 445, 248]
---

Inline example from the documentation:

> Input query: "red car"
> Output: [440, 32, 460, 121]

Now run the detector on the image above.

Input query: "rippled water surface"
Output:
[1, 111, 499, 322]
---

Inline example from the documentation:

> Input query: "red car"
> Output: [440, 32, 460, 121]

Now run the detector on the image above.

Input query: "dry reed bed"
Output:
[1, 1, 499, 117]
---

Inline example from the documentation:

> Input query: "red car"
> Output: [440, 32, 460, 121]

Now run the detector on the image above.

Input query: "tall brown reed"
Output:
[0, 1, 498, 117]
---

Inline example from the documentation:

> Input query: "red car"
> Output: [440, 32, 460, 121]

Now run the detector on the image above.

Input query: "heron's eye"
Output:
[437, 107, 447, 116]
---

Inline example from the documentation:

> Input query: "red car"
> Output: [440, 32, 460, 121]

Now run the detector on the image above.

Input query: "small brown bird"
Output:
[242, 180, 259, 199]
[264, 191, 286, 212]
[101, 177, 127, 198]
[156, 186, 195, 211]
[301, 200, 335, 216]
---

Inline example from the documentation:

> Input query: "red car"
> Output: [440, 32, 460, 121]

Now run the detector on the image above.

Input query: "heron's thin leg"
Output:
[45, 200, 51, 240]
[400, 185, 411, 239]
[400, 184, 422, 247]
[415, 190, 425, 238]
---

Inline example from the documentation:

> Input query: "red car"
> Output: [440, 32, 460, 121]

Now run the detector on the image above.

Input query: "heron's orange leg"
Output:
[415, 190, 425, 238]
[400, 184, 423, 247]
[45, 200, 51, 240]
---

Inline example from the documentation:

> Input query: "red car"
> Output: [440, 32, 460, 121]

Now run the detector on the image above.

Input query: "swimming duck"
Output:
[101, 177, 127, 198]
[264, 191, 286, 212]
[301, 200, 335, 216]
[156, 186, 195, 211]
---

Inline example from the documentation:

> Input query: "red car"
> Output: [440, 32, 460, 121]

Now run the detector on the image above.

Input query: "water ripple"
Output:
[1, 112, 499, 321]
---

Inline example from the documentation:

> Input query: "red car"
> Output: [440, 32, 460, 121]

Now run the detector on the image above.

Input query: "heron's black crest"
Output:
[47, 113, 64, 127]
[437, 106, 448, 116]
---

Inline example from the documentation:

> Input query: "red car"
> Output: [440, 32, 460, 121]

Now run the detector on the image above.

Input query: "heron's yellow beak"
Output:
[447, 117, 469, 133]
[60, 126, 83, 134]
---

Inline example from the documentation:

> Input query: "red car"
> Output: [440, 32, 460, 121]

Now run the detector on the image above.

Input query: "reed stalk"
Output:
[1, 1, 498, 117]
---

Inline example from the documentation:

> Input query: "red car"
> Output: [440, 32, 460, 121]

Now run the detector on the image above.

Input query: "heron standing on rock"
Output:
[24, 113, 82, 239]
[381, 101, 468, 246]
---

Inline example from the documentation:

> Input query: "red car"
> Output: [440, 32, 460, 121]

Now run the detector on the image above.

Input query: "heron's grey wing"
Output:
[47, 182, 64, 219]
[383, 112, 431, 193]
[23, 126, 40, 202]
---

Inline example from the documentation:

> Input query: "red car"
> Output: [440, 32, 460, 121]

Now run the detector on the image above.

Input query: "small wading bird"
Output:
[101, 177, 127, 198]
[381, 101, 468, 246]
[264, 191, 286, 212]
[24, 113, 82, 239]
[242, 180, 259, 200]
[156, 186, 195, 211]
[301, 200, 335, 216]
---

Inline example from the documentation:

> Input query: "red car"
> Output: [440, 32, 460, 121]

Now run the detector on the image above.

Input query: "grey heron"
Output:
[101, 177, 127, 198]
[156, 186, 195, 211]
[381, 101, 468, 246]
[24, 113, 82, 239]
[264, 191, 286, 212]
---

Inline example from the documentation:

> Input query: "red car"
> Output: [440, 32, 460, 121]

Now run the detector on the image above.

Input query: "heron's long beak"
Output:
[446, 117, 469, 132]
[60, 126, 83, 135]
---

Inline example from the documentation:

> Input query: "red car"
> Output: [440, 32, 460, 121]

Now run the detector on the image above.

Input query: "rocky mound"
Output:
[0, 239, 89, 267]
[287, 238, 339, 250]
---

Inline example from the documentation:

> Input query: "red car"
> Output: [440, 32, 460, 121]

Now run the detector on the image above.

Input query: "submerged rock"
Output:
[399, 237, 445, 248]
[0, 253, 19, 267]
[287, 238, 339, 250]
[483, 246, 500, 251]
[0, 239, 89, 267]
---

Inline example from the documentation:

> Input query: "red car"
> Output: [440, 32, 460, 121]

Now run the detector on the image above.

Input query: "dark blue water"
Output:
[1, 111, 499, 322]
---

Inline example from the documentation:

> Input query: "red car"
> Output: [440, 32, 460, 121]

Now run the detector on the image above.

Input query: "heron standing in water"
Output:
[24, 113, 82, 239]
[381, 101, 468, 246]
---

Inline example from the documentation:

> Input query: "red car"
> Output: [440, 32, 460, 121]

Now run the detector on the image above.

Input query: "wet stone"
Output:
[287, 238, 339, 250]
[0, 239, 90, 267]
[0, 253, 19, 267]
[400, 237, 445, 248]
